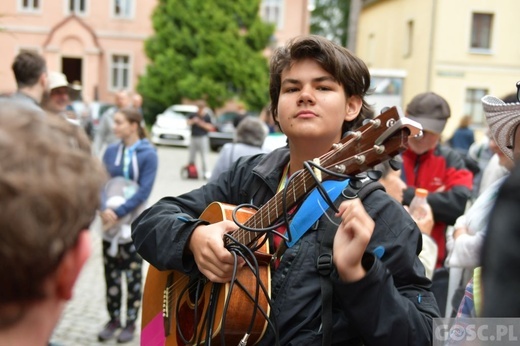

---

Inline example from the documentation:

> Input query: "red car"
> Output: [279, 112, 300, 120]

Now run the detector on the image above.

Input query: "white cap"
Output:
[48, 71, 82, 91]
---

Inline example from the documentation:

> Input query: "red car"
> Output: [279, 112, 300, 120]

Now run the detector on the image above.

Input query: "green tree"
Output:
[310, 0, 350, 47]
[138, 0, 274, 122]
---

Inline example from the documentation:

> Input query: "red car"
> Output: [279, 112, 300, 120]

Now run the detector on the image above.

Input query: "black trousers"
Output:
[101, 240, 143, 325]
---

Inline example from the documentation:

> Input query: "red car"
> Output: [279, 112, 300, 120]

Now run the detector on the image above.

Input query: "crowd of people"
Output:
[0, 50, 158, 344]
[2, 35, 520, 346]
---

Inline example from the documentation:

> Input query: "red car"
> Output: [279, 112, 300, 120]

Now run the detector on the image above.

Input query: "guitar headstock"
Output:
[318, 106, 422, 179]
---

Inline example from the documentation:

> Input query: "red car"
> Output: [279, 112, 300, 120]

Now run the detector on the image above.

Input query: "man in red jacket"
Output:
[401, 92, 473, 269]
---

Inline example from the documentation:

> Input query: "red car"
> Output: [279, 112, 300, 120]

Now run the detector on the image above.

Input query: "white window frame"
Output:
[109, 54, 132, 91]
[18, 0, 42, 13]
[464, 87, 488, 125]
[469, 12, 493, 53]
[261, 0, 284, 30]
[112, 0, 134, 19]
[67, 0, 88, 16]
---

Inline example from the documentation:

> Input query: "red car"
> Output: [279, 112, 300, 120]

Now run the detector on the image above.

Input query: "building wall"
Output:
[275, 0, 310, 45]
[0, 0, 155, 104]
[357, 0, 520, 139]
[1, 0, 309, 109]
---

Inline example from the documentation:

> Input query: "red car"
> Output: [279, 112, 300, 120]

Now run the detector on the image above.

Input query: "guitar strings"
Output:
[230, 131, 367, 244]
[223, 233, 282, 346]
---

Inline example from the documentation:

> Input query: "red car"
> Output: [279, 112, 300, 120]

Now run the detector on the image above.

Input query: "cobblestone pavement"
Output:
[50, 146, 216, 346]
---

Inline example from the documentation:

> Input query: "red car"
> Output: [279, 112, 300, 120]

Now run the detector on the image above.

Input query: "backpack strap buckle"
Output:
[317, 253, 333, 276]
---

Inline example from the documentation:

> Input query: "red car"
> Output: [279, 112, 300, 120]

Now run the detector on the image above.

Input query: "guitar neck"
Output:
[224, 167, 316, 248]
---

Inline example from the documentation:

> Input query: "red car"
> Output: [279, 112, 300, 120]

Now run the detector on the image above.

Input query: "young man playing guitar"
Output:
[132, 35, 440, 345]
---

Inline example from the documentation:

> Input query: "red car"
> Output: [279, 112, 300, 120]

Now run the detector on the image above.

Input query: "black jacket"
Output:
[132, 147, 440, 345]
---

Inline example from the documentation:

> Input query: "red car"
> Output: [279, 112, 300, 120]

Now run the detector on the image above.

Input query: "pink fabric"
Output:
[141, 312, 166, 346]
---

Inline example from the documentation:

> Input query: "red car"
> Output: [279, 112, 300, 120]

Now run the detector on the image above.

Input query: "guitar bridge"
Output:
[162, 272, 174, 336]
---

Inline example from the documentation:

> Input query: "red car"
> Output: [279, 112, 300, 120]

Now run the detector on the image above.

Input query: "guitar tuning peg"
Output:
[380, 106, 391, 114]
[348, 178, 363, 190]
[367, 170, 382, 181]
[389, 156, 403, 171]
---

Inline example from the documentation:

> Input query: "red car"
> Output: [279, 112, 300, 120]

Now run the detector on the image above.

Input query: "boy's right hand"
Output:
[189, 220, 244, 283]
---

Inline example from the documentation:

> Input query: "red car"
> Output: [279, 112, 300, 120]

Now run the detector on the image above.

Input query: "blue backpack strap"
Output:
[317, 179, 384, 345]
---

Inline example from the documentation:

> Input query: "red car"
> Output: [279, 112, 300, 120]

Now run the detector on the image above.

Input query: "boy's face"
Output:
[380, 169, 407, 203]
[276, 58, 359, 146]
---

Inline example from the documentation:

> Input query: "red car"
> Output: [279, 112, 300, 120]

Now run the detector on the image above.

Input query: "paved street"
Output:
[50, 145, 219, 346]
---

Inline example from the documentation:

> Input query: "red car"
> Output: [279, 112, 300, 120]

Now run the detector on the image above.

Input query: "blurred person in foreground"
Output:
[481, 91, 520, 317]
[445, 92, 519, 318]
[374, 157, 438, 279]
[0, 100, 106, 345]
[132, 35, 439, 345]
[209, 116, 268, 182]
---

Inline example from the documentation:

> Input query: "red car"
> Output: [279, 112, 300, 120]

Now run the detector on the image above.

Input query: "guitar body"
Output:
[141, 202, 271, 346]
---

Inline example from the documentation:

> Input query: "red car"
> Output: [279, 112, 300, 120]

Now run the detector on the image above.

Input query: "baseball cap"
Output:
[48, 71, 82, 92]
[482, 95, 520, 162]
[406, 92, 451, 134]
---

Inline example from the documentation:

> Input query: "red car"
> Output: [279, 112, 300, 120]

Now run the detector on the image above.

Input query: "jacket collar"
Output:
[253, 146, 290, 194]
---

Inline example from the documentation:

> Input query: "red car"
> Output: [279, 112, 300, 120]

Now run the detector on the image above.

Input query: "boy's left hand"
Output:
[333, 198, 374, 282]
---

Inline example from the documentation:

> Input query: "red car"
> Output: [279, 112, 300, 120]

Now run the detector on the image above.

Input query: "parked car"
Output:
[208, 112, 240, 151]
[151, 104, 215, 147]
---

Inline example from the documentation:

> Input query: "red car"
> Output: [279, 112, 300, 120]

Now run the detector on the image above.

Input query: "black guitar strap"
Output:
[317, 179, 384, 346]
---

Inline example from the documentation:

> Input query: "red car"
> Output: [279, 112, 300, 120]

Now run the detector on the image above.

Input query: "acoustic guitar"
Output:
[140, 106, 422, 345]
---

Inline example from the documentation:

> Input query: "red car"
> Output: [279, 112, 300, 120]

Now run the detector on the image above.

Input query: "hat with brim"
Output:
[405, 92, 450, 134]
[48, 71, 82, 92]
[482, 95, 520, 162]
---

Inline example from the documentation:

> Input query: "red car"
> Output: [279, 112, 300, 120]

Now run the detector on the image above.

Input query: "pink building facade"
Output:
[0, 0, 156, 103]
[0, 0, 309, 104]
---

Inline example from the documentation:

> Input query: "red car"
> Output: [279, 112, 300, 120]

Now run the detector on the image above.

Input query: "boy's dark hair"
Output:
[269, 35, 372, 135]
[12, 51, 47, 89]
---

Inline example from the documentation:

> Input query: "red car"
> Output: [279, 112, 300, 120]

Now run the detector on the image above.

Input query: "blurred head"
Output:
[459, 115, 472, 128]
[132, 93, 143, 108]
[482, 94, 520, 163]
[11, 51, 47, 89]
[42, 72, 80, 114]
[405, 92, 450, 154]
[269, 35, 371, 135]
[114, 90, 130, 109]
[113, 107, 147, 140]
[0, 100, 106, 328]
[196, 100, 206, 114]
[374, 157, 407, 203]
[235, 116, 268, 147]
